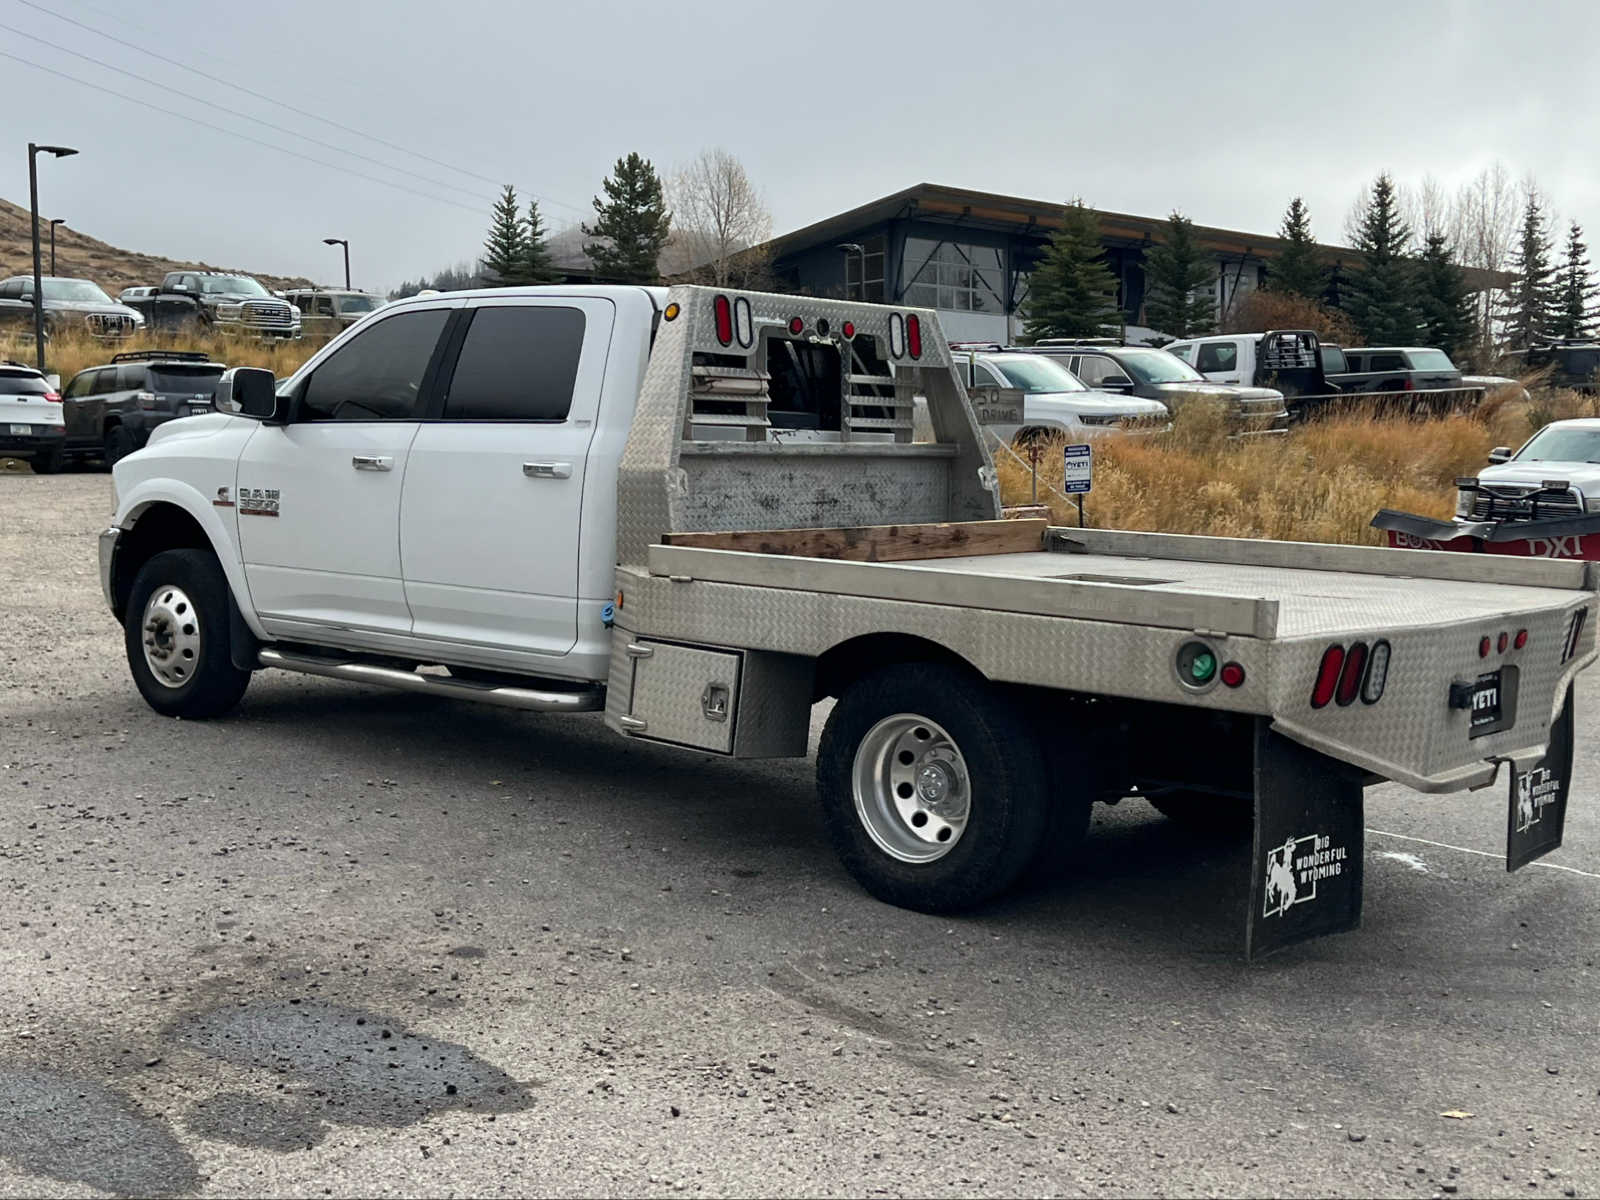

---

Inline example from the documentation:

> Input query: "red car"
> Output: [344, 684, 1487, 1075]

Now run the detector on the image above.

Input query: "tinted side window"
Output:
[1073, 355, 1119, 387]
[89, 367, 118, 393]
[300, 309, 448, 422]
[1370, 353, 1406, 372]
[0, 280, 22, 300]
[63, 370, 93, 398]
[119, 365, 148, 390]
[1195, 343, 1238, 373]
[442, 306, 585, 421]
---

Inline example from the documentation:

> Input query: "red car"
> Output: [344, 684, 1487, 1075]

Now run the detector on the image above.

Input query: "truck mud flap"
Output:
[1507, 685, 1575, 872]
[1247, 723, 1365, 961]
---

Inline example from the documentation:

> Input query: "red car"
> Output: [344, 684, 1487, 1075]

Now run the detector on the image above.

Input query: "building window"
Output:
[901, 239, 1006, 313]
[845, 236, 886, 302]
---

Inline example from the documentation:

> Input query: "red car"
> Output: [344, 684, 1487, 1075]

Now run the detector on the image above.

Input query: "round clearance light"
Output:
[842, 321, 856, 339]
[1514, 629, 1528, 649]
[1361, 639, 1391, 704]
[1175, 640, 1219, 690]
[788, 316, 804, 335]
[663, 302, 680, 321]
[1219, 662, 1246, 688]
[815, 317, 831, 336]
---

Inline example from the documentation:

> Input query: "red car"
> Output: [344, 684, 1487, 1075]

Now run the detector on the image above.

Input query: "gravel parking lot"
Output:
[2, 471, 1599, 1198]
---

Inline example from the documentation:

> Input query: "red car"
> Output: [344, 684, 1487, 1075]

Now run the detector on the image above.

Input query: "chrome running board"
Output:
[257, 648, 603, 713]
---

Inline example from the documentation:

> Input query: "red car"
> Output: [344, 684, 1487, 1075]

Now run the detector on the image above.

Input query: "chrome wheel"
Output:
[851, 713, 972, 863]
[141, 585, 201, 688]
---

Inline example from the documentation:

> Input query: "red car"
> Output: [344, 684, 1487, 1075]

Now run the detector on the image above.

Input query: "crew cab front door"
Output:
[399, 296, 612, 659]
[236, 306, 452, 637]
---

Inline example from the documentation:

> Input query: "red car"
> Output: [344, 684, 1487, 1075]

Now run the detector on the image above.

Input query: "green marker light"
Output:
[1190, 652, 1217, 683]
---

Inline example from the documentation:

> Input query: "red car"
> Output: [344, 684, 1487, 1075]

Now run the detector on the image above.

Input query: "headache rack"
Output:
[110, 349, 213, 364]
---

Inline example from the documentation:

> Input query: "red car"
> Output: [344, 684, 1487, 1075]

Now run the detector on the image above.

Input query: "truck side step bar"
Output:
[257, 648, 604, 713]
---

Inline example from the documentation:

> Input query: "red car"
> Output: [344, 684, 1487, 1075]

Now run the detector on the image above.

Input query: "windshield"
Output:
[41, 279, 113, 304]
[988, 355, 1086, 394]
[1514, 426, 1600, 464]
[199, 276, 268, 296]
[1407, 349, 1456, 371]
[149, 365, 224, 394]
[338, 295, 380, 314]
[1115, 348, 1205, 384]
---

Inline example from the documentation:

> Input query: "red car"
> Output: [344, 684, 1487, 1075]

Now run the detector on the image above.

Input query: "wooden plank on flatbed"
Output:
[660, 519, 1047, 563]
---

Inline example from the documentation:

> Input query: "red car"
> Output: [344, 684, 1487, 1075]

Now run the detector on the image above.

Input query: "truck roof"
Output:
[382, 284, 669, 311]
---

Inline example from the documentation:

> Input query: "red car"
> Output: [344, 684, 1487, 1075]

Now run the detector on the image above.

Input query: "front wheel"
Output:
[817, 663, 1050, 913]
[124, 549, 251, 718]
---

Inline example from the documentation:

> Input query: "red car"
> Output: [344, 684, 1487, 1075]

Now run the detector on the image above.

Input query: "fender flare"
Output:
[114, 477, 268, 640]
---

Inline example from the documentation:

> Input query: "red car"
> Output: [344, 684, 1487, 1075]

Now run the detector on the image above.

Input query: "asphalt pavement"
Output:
[2, 471, 1598, 1198]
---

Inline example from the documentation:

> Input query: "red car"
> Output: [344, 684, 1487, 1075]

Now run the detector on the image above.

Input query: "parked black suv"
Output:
[1506, 341, 1600, 393]
[61, 350, 226, 467]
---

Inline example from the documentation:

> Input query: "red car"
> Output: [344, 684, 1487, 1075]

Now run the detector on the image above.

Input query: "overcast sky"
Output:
[4, 0, 1599, 293]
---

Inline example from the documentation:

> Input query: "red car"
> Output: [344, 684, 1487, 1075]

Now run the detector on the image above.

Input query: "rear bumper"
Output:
[0, 425, 64, 456]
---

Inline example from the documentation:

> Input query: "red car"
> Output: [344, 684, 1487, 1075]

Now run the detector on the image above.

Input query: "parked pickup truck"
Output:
[98, 285, 1597, 958]
[1323, 345, 1467, 398]
[122, 271, 301, 339]
[1165, 329, 1330, 407]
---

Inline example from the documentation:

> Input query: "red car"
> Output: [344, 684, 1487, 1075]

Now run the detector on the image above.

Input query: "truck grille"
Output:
[242, 301, 293, 327]
[85, 312, 135, 338]
[1468, 485, 1584, 520]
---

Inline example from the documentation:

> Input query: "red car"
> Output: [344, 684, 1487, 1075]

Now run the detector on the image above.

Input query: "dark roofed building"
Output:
[761, 183, 1505, 343]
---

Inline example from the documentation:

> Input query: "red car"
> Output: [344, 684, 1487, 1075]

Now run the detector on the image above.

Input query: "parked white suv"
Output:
[953, 349, 1169, 438]
[0, 360, 65, 472]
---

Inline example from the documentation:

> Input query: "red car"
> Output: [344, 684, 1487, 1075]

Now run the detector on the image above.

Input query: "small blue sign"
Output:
[1063, 442, 1093, 495]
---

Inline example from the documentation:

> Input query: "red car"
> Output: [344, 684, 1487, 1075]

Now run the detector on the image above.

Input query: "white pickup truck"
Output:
[99, 285, 1598, 957]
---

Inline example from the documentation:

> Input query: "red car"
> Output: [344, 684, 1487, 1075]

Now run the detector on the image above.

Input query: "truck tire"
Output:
[817, 663, 1050, 913]
[1146, 790, 1252, 837]
[31, 447, 62, 475]
[124, 549, 251, 718]
[104, 425, 135, 467]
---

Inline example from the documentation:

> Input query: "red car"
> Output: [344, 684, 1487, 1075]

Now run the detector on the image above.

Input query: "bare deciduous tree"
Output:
[1455, 162, 1520, 335]
[668, 148, 773, 288]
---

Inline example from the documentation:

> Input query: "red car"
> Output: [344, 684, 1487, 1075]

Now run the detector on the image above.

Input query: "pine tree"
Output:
[1269, 197, 1325, 300]
[1504, 190, 1555, 349]
[1143, 211, 1215, 338]
[1551, 220, 1597, 341]
[521, 198, 559, 285]
[1019, 200, 1118, 343]
[1413, 233, 1474, 360]
[582, 152, 672, 284]
[1342, 173, 1417, 344]
[482, 184, 528, 285]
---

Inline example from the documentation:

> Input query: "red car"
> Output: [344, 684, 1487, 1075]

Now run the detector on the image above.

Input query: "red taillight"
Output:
[1337, 641, 1369, 706]
[1403, 377, 1415, 391]
[1479, 636, 1491, 658]
[1311, 645, 1344, 709]
[43, 390, 61, 403]
[842, 321, 855, 339]
[1497, 631, 1509, 653]
[788, 316, 804, 335]
[1514, 629, 1528, 649]
[906, 314, 922, 359]
[713, 295, 732, 346]
[1220, 662, 1246, 688]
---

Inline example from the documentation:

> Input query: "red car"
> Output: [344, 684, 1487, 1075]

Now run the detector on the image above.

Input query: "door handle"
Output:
[352, 455, 393, 471]
[523, 461, 573, 479]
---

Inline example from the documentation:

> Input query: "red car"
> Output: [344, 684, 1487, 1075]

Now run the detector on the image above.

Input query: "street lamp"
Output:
[28, 142, 77, 370]
[323, 238, 350, 290]
[836, 242, 865, 300]
[49, 218, 65, 276]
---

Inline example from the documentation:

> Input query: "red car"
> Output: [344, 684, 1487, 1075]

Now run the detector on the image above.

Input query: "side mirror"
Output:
[1099, 374, 1135, 391]
[215, 367, 281, 421]
[1487, 446, 1512, 464]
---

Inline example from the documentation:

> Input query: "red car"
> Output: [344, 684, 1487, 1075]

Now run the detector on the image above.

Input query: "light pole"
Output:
[28, 142, 77, 370]
[836, 242, 865, 300]
[49, 218, 65, 275]
[323, 238, 350, 290]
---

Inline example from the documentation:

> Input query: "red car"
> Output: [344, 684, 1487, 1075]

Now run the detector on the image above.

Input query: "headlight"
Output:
[1584, 496, 1600, 514]
[216, 302, 242, 318]
[1455, 491, 1473, 517]
[289, 304, 301, 316]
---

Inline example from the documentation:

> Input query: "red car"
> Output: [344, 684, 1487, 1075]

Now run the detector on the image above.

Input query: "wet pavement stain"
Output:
[170, 1000, 532, 1127]
[184, 1090, 327, 1151]
[0, 1066, 199, 1197]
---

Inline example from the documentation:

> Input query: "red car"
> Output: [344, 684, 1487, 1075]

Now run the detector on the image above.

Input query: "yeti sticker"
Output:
[1507, 687, 1574, 872]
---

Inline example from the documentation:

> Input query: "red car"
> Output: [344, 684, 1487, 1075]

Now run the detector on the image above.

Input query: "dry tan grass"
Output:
[995, 384, 1575, 546]
[2, 326, 329, 387]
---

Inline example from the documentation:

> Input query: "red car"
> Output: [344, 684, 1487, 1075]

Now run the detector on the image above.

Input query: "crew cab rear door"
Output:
[398, 295, 613, 658]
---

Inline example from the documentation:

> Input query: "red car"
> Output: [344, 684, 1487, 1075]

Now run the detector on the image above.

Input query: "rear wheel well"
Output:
[813, 633, 981, 701]
[111, 503, 214, 620]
